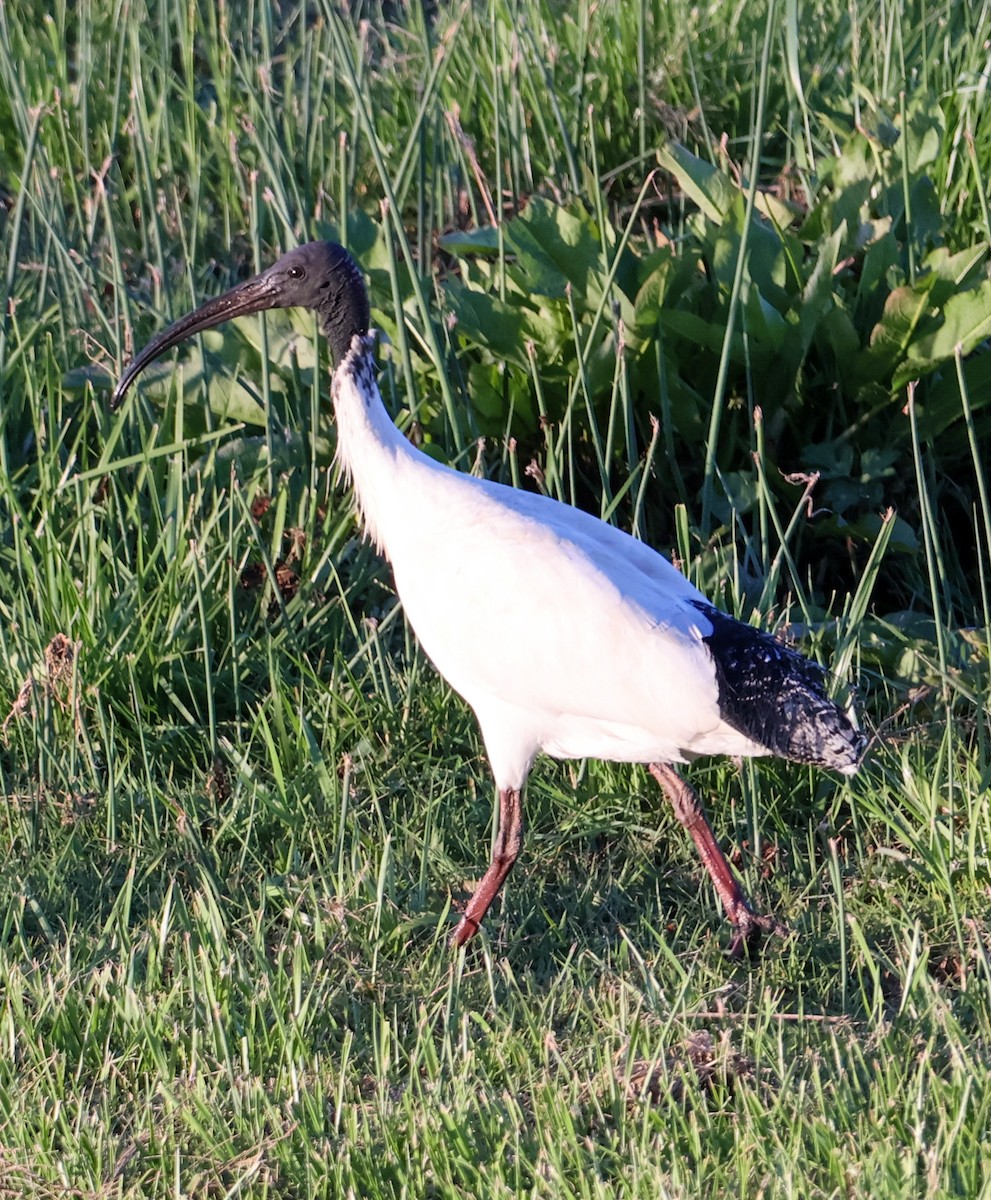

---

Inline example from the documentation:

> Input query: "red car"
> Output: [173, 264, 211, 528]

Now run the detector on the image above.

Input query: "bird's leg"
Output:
[648, 762, 786, 956]
[450, 786, 523, 949]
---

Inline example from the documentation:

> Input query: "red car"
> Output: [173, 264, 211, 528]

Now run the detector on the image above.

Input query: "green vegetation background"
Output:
[0, 0, 990, 1195]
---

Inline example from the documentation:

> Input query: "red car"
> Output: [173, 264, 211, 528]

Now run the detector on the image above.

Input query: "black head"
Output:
[111, 241, 370, 409]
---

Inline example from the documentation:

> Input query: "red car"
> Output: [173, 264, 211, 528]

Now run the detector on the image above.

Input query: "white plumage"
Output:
[335, 346, 766, 783]
[113, 240, 866, 955]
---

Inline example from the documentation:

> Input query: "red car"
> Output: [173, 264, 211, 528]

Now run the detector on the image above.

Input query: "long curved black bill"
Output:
[111, 271, 284, 410]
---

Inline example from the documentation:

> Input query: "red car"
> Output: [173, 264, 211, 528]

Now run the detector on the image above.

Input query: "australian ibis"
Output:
[112, 240, 866, 954]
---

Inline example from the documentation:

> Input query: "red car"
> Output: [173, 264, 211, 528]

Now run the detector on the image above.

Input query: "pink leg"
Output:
[649, 762, 786, 955]
[450, 786, 523, 949]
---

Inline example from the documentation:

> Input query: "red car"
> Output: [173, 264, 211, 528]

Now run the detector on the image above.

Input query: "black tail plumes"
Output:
[693, 602, 866, 773]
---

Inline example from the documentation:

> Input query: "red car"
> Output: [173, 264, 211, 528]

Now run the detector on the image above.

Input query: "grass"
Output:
[1, 0, 991, 1195]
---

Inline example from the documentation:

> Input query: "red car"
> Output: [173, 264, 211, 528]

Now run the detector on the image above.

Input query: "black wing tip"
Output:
[787, 711, 868, 774]
[691, 600, 867, 770]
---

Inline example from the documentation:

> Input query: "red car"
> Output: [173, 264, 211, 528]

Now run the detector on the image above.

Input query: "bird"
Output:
[112, 240, 866, 955]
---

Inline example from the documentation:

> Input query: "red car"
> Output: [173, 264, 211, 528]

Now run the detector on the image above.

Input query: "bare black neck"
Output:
[318, 247, 371, 364]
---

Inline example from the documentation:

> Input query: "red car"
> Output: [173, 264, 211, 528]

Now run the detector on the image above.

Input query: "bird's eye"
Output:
[288, 265, 305, 280]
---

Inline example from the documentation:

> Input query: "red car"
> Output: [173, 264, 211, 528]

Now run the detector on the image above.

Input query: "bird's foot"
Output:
[726, 907, 789, 960]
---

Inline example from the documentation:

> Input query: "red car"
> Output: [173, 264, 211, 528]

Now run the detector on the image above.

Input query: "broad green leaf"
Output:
[899, 100, 945, 173]
[860, 445, 899, 482]
[802, 439, 855, 479]
[922, 244, 988, 289]
[63, 363, 115, 392]
[209, 432, 306, 474]
[103, 335, 270, 425]
[201, 373, 272, 427]
[438, 226, 501, 256]
[819, 307, 861, 379]
[818, 132, 874, 191]
[821, 475, 880, 514]
[814, 175, 872, 245]
[446, 280, 530, 367]
[632, 248, 675, 331]
[895, 278, 991, 388]
[230, 311, 319, 373]
[861, 104, 900, 149]
[863, 277, 938, 376]
[912, 352, 991, 440]
[657, 142, 737, 224]
[854, 233, 899, 327]
[742, 284, 788, 351]
[467, 361, 509, 423]
[660, 309, 746, 358]
[798, 225, 844, 352]
[709, 195, 790, 306]
[467, 361, 538, 433]
[905, 175, 943, 257]
[753, 190, 799, 230]
[505, 197, 608, 299]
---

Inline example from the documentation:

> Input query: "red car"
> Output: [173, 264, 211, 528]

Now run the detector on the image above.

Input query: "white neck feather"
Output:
[331, 336, 440, 556]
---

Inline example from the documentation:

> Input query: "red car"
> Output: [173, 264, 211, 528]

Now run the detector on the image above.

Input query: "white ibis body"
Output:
[113, 241, 866, 954]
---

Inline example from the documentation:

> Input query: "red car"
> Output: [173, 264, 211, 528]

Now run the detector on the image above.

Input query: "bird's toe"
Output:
[725, 909, 789, 960]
